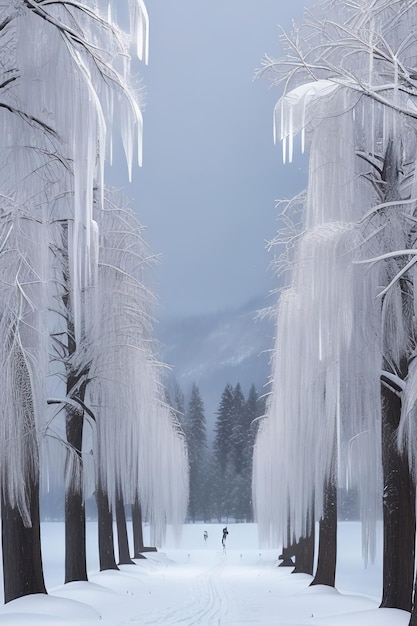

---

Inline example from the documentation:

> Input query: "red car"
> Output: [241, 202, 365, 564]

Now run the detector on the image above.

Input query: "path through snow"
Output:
[0, 522, 410, 625]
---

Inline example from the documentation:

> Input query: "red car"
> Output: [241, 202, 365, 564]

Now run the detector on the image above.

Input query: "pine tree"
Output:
[212, 383, 238, 521]
[240, 384, 262, 521]
[186, 383, 207, 522]
[213, 384, 235, 475]
[229, 384, 263, 521]
[232, 383, 246, 475]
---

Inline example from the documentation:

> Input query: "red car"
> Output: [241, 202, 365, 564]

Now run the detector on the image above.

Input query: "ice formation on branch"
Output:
[129, 0, 150, 64]
[275, 80, 339, 163]
[0, 0, 146, 342]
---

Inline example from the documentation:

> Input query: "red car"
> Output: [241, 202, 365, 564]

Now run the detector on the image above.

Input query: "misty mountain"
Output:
[157, 295, 276, 440]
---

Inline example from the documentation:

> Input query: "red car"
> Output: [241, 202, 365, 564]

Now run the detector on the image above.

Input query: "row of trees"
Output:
[168, 381, 265, 523]
[0, 0, 188, 605]
[253, 0, 417, 622]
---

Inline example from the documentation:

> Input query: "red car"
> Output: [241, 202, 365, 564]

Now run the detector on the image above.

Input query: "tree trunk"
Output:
[115, 489, 134, 565]
[65, 404, 87, 583]
[293, 526, 315, 575]
[132, 496, 157, 556]
[380, 385, 416, 612]
[1, 474, 47, 603]
[310, 476, 337, 587]
[278, 544, 295, 567]
[62, 220, 89, 584]
[278, 520, 295, 567]
[132, 497, 146, 559]
[96, 480, 118, 571]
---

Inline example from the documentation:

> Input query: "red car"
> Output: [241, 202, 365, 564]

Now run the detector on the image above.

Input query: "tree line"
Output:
[253, 1, 417, 624]
[0, 0, 188, 605]
[167, 381, 265, 523]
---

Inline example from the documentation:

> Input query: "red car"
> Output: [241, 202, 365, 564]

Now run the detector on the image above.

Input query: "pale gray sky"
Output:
[106, 1, 310, 318]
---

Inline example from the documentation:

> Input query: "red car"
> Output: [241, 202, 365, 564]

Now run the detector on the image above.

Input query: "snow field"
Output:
[0, 521, 408, 626]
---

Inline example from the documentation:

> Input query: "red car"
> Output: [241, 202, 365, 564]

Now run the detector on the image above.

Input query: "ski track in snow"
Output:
[125, 551, 229, 626]
[0, 523, 389, 625]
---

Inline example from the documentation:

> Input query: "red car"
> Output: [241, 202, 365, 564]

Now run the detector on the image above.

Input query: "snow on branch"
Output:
[260, 0, 417, 162]
[274, 80, 340, 162]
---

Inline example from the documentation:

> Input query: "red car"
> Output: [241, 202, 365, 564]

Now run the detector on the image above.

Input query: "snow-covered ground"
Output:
[0, 521, 410, 625]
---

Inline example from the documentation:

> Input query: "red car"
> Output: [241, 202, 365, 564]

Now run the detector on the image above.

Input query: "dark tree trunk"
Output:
[115, 490, 134, 565]
[380, 385, 415, 612]
[278, 519, 295, 567]
[293, 525, 315, 575]
[278, 544, 295, 567]
[96, 480, 118, 571]
[310, 476, 337, 587]
[132, 497, 146, 559]
[375, 140, 417, 612]
[132, 496, 156, 556]
[61, 220, 89, 584]
[1, 474, 47, 603]
[65, 403, 87, 583]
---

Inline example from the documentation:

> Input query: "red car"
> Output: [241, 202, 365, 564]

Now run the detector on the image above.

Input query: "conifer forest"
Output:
[166, 381, 265, 525]
[3, 1, 417, 625]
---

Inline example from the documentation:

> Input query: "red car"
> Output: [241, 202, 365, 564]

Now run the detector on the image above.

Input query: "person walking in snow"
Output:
[204, 530, 208, 543]
[222, 526, 228, 547]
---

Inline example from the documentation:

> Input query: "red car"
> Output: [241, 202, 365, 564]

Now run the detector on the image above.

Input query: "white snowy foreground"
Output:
[0, 522, 410, 625]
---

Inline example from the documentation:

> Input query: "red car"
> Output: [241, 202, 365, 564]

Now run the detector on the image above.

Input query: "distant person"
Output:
[222, 526, 228, 547]
[204, 530, 208, 543]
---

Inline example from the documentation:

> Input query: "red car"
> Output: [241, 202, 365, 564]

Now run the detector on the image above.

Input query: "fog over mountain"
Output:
[157, 294, 275, 441]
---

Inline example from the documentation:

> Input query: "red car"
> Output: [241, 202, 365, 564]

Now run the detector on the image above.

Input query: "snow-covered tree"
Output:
[0, 0, 148, 601]
[185, 383, 207, 522]
[213, 384, 235, 475]
[237, 384, 261, 522]
[231, 383, 246, 475]
[88, 193, 188, 561]
[0, 195, 49, 602]
[48, 218, 94, 583]
[253, 0, 417, 611]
